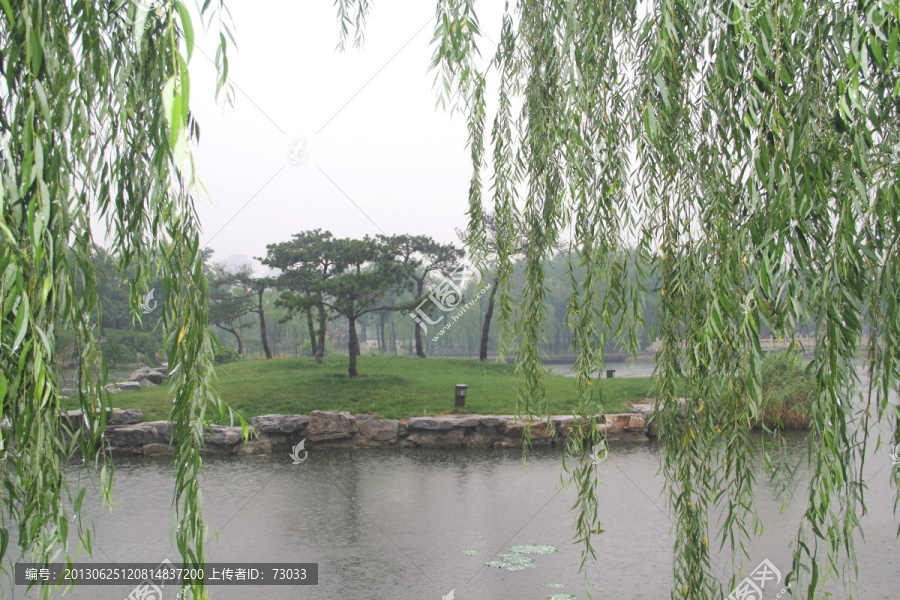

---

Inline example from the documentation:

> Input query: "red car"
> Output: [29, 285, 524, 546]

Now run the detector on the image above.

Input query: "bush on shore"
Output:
[757, 348, 813, 430]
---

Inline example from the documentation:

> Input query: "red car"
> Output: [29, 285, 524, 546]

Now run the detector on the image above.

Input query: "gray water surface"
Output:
[5, 432, 898, 600]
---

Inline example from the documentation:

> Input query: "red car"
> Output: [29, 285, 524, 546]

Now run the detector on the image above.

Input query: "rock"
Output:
[462, 429, 501, 447]
[397, 422, 409, 438]
[450, 417, 480, 428]
[141, 443, 174, 456]
[478, 416, 502, 428]
[204, 425, 243, 446]
[108, 381, 142, 392]
[233, 439, 272, 455]
[109, 408, 143, 425]
[307, 411, 357, 442]
[139, 379, 157, 388]
[105, 422, 165, 446]
[627, 414, 646, 431]
[498, 417, 554, 439]
[406, 428, 465, 448]
[646, 417, 659, 438]
[629, 403, 654, 419]
[604, 414, 631, 435]
[407, 417, 454, 431]
[552, 415, 603, 437]
[64, 408, 143, 428]
[250, 414, 309, 435]
[358, 419, 399, 443]
[128, 367, 166, 385]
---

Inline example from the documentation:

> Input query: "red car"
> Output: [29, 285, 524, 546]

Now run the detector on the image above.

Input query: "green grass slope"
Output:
[86, 355, 654, 421]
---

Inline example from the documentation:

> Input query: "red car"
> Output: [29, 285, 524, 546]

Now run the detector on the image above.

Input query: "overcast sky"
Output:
[185, 1, 506, 273]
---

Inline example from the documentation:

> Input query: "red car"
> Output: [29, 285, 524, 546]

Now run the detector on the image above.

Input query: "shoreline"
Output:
[60, 408, 655, 456]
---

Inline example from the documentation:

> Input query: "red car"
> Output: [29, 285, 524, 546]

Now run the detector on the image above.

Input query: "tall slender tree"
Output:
[263, 230, 339, 363]
[381, 234, 464, 358]
[323, 236, 412, 376]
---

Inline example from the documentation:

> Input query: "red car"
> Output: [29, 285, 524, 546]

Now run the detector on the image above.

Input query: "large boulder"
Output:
[141, 443, 175, 456]
[405, 428, 466, 448]
[406, 417, 454, 432]
[307, 411, 357, 442]
[552, 415, 605, 437]
[478, 416, 502, 428]
[233, 439, 272, 455]
[105, 422, 166, 446]
[498, 417, 555, 440]
[106, 381, 142, 392]
[129, 367, 166, 385]
[358, 419, 399, 443]
[62, 407, 143, 429]
[204, 425, 243, 447]
[250, 414, 309, 435]
[604, 414, 632, 435]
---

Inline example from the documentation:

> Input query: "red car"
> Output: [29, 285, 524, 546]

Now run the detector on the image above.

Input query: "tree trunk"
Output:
[306, 306, 318, 357]
[257, 288, 272, 359]
[479, 277, 499, 361]
[361, 321, 367, 351]
[315, 300, 327, 363]
[414, 280, 426, 358]
[390, 314, 397, 355]
[379, 311, 387, 352]
[222, 326, 243, 356]
[348, 316, 359, 377]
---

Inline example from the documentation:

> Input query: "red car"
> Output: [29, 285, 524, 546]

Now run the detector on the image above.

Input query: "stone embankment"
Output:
[63, 407, 658, 456]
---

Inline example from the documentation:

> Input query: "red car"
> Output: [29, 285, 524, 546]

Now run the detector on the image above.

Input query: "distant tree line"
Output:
[73, 236, 817, 376]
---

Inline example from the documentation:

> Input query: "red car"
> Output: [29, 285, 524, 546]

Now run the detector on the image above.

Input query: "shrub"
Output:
[758, 348, 813, 429]
[102, 328, 164, 366]
[215, 347, 241, 364]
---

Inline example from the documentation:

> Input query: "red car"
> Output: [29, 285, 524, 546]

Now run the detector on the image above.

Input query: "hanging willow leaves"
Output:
[4, 1, 900, 600]
[425, 0, 900, 598]
[0, 2, 242, 599]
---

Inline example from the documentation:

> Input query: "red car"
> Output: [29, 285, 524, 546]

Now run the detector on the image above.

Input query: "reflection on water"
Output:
[3, 429, 898, 600]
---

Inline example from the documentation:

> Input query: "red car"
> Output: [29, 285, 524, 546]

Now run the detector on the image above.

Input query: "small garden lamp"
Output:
[455, 384, 468, 409]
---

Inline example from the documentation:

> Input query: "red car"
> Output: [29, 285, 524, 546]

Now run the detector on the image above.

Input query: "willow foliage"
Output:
[0, 1, 243, 599]
[428, 0, 900, 598]
[2, 0, 899, 599]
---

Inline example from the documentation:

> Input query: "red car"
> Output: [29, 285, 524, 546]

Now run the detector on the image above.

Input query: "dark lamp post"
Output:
[455, 384, 467, 408]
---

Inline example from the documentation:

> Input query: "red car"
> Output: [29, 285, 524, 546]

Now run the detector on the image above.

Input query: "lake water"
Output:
[4, 428, 898, 600]
[547, 360, 656, 379]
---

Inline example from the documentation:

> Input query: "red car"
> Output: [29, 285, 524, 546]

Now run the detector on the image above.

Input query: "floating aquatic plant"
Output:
[545, 583, 565, 588]
[508, 544, 559, 555]
[462, 550, 482, 556]
[547, 595, 576, 600]
[484, 553, 536, 571]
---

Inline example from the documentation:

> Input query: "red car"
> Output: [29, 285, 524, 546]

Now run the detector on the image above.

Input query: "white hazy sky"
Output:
[185, 1, 506, 272]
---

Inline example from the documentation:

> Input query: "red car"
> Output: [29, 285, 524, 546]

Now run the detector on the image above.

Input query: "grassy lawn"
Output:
[71, 355, 656, 421]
